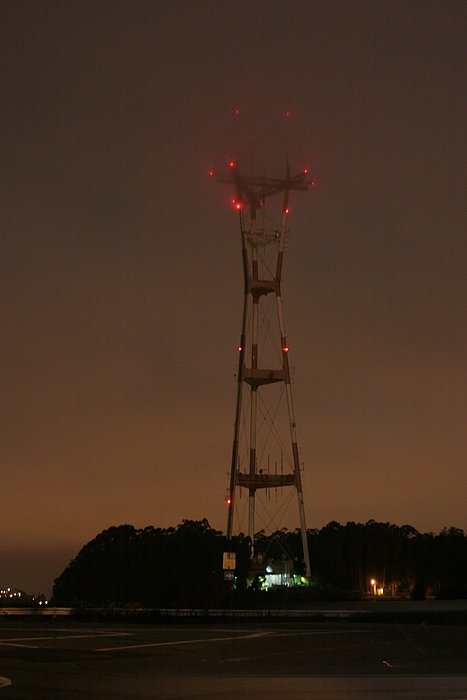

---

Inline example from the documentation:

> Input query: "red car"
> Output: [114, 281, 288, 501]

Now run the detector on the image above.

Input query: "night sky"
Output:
[1, 0, 465, 595]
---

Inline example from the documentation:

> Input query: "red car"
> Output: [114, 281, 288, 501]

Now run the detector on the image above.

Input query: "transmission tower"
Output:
[213, 160, 312, 578]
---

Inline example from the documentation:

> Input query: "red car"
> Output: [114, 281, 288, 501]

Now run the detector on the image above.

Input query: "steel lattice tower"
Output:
[214, 160, 312, 578]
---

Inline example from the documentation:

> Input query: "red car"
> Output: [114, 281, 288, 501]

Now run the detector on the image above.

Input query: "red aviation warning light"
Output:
[282, 345, 289, 353]
[232, 198, 243, 210]
[284, 207, 290, 214]
[233, 107, 240, 117]
[209, 168, 215, 177]
[229, 160, 235, 168]
[284, 110, 292, 118]
[226, 497, 232, 505]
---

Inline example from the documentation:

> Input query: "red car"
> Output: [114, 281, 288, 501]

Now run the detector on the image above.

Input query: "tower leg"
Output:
[297, 488, 311, 577]
[226, 211, 249, 540]
[248, 489, 255, 548]
[275, 206, 311, 578]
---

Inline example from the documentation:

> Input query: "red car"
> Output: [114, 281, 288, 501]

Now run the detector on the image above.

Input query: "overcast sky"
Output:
[1, 0, 465, 594]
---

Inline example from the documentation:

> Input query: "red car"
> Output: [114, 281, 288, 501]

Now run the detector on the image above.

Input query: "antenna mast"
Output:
[213, 160, 312, 578]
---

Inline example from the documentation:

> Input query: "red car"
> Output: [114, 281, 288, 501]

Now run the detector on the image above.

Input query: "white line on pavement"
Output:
[97, 630, 273, 652]
[0, 632, 134, 645]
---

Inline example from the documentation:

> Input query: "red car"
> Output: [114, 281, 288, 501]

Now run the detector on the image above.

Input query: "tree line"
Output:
[51, 519, 467, 607]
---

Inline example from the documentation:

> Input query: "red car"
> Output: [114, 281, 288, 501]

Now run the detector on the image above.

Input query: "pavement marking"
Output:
[0, 642, 41, 648]
[96, 627, 372, 653]
[268, 629, 373, 638]
[0, 631, 135, 650]
[0, 632, 134, 644]
[0, 626, 128, 634]
[97, 630, 273, 652]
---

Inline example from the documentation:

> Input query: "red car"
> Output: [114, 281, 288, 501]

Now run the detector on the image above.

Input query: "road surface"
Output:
[0, 618, 466, 698]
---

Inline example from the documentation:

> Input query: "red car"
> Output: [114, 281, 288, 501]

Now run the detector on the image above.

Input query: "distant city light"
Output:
[1, 587, 24, 600]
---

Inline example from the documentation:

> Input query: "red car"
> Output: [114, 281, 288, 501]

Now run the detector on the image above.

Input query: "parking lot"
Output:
[0, 617, 466, 699]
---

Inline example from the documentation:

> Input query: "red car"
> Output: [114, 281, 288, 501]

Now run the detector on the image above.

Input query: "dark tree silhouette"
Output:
[52, 519, 467, 606]
[52, 520, 251, 608]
